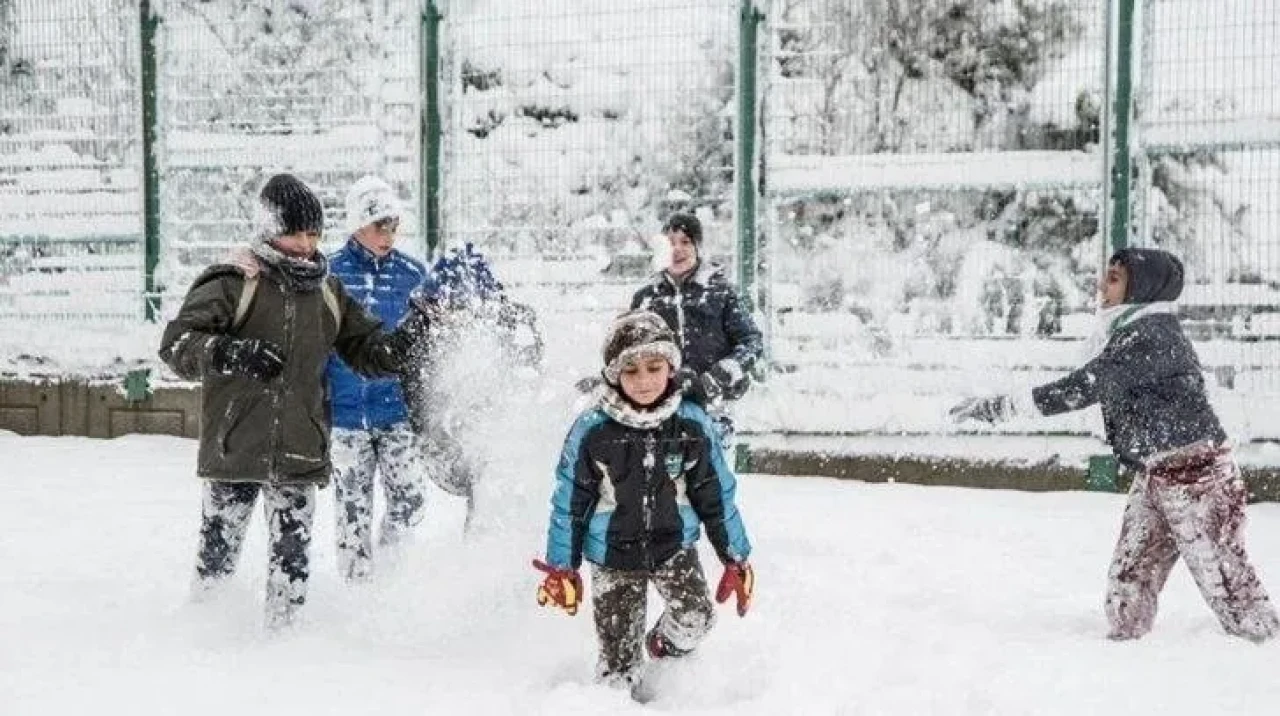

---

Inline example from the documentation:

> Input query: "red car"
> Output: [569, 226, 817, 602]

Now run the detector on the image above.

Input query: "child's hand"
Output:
[532, 559, 583, 616]
[715, 561, 754, 617]
[948, 395, 1014, 424]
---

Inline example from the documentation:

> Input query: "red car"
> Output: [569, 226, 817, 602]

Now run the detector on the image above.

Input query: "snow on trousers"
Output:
[332, 422, 426, 581]
[1105, 443, 1279, 641]
[591, 548, 716, 686]
[195, 481, 315, 625]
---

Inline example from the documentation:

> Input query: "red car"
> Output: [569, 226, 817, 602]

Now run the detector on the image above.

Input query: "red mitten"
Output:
[532, 559, 583, 616]
[715, 561, 754, 617]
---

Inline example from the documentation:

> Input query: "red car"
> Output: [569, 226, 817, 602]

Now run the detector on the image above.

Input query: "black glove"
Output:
[574, 375, 603, 394]
[674, 366, 718, 404]
[387, 301, 432, 364]
[209, 336, 285, 382]
[948, 395, 1014, 424]
[707, 358, 749, 401]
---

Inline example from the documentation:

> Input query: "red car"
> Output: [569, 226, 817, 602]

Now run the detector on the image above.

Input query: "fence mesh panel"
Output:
[153, 0, 422, 318]
[756, 0, 1108, 435]
[441, 0, 739, 378]
[1134, 0, 1280, 439]
[0, 0, 142, 332]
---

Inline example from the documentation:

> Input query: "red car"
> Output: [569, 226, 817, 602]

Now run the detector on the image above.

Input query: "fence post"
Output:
[139, 0, 161, 320]
[420, 0, 443, 259]
[1103, 0, 1136, 255]
[736, 0, 762, 312]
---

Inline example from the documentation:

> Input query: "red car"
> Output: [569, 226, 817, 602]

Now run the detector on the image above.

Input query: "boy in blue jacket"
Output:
[952, 248, 1278, 642]
[326, 175, 428, 582]
[535, 310, 755, 694]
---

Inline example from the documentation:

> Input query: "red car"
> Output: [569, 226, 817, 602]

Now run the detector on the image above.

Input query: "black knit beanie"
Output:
[258, 173, 324, 239]
[663, 212, 702, 247]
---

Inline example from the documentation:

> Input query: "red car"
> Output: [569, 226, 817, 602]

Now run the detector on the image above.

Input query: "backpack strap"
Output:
[321, 280, 343, 330]
[231, 276, 259, 333]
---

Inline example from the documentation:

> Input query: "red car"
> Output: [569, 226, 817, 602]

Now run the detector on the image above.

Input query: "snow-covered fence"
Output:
[1129, 0, 1280, 408]
[440, 0, 742, 366]
[0, 0, 144, 324]
[152, 0, 423, 316]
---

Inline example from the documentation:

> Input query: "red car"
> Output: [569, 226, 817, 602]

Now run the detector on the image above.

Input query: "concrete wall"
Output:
[0, 379, 200, 439]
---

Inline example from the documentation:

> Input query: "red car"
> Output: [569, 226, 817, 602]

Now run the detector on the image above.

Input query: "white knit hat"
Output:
[344, 175, 402, 234]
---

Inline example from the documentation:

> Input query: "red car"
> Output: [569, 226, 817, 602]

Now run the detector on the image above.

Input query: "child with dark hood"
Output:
[535, 309, 755, 698]
[951, 247, 1278, 642]
[159, 173, 431, 629]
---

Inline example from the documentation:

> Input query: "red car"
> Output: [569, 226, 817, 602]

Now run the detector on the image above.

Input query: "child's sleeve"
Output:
[330, 278, 405, 378]
[683, 408, 752, 564]
[158, 270, 239, 381]
[544, 413, 604, 570]
[721, 287, 764, 373]
[1032, 328, 1157, 416]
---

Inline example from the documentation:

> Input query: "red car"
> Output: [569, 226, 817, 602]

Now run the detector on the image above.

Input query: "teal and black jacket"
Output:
[544, 398, 751, 571]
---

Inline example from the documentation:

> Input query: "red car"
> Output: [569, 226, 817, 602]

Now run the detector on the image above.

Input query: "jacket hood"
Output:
[1111, 248, 1184, 303]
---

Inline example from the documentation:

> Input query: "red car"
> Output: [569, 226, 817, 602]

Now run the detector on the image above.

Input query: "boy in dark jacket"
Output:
[326, 175, 428, 583]
[951, 248, 1278, 642]
[159, 173, 429, 629]
[535, 310, 755, 695]
[630, 213, 763, 449]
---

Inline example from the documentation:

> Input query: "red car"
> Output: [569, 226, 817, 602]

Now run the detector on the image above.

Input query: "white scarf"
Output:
[1078, 301, 1178, 364]
[598, 386, 682, 430]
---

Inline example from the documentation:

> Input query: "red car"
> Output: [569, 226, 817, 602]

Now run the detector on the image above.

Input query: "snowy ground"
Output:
[3, 433, 1280, 715]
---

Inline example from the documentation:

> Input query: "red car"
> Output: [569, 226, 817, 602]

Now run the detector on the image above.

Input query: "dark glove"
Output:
[707, 358, 749, 401]
[948, 395, 1014, 424]
[673, 366, 712, 403]
[574, 375, 603, 394]
[715, 561, 754, 617]
[386, 300, 433, 363]
[532, 558, 583, 616]
[208, 336, 284, 382]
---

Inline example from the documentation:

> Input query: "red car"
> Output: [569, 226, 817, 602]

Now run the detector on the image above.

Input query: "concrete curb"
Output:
[741, 446, 1280, 503]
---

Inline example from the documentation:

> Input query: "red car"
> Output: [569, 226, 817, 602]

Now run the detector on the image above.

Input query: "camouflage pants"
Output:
[332, 422, 427, 582]
[194, 480, 316, 629]
[590, 549, 716, 687]
[1105, 444, 1279, 642]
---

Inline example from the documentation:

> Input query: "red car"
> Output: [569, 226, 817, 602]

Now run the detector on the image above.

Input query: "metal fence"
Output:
[0, 0, 1276, 439]
[0, 0, 142, 326]
[439, 0, 741, 374]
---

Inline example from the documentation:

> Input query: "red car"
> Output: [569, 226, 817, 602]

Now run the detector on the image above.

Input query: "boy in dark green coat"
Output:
[160, 174, 427, 629]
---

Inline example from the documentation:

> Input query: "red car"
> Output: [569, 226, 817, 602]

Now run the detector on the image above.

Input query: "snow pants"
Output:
[590, 549, 716, 687]
[1105, 443, 1279, 642]
[331, 422, 427, 582]
[194, 480, 316, 629]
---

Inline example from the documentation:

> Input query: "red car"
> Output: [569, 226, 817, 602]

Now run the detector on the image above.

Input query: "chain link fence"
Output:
[1132, 0, 1280, 439]
[441, 0, 740, 378]
[154, 0, 423, 316]
[754, 0, 1109, 435]
[0, 0, 142, 333]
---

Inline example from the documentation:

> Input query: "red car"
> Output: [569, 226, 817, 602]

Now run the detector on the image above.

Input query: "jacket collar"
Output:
[344, 236, 391, 270]
[657, 260, 720, 291]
